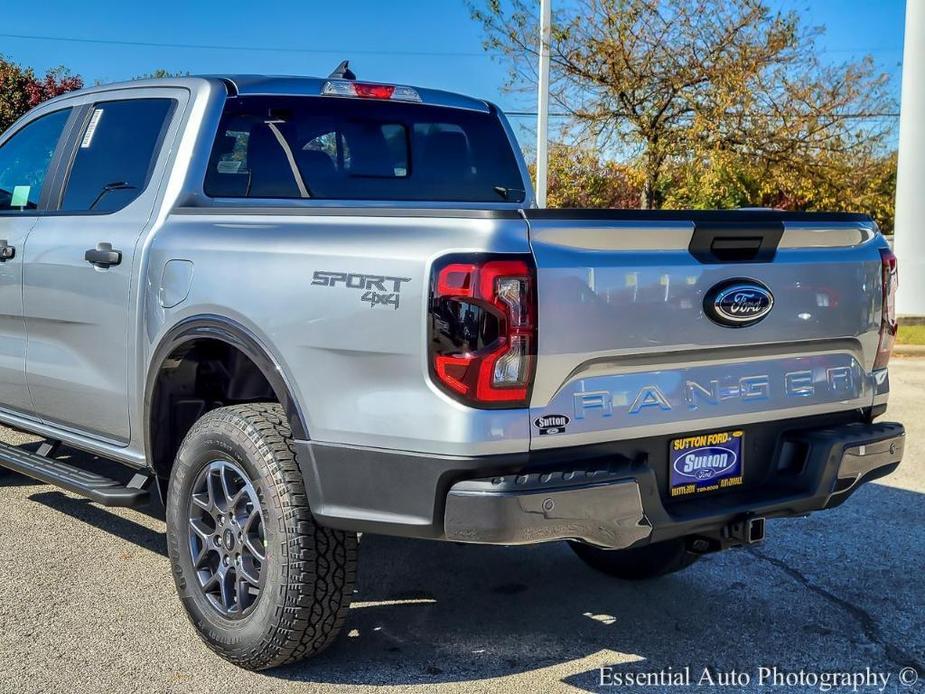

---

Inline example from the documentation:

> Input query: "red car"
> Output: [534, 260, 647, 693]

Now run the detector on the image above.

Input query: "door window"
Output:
[61, 98, 174, 213]
[0, 109, 71, 213]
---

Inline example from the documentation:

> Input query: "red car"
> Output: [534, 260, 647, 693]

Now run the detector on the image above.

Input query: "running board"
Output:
[0, 441, 150, 507]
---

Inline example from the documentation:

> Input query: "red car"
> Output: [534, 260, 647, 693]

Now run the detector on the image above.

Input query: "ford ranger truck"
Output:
[0, 70, 904, 670]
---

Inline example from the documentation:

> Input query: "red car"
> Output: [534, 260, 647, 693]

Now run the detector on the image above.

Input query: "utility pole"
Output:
[535, 0, 552, 208]
[896, 0, 925, 316]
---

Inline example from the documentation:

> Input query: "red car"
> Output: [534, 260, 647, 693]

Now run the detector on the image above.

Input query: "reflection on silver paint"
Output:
[532, 353, 871, 449]
[779, 223, 875, 249]
[572, 358, 860, 420]
[684, 374, 770, 408]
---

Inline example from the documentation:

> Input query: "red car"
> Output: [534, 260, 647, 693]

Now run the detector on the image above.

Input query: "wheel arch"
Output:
[144, 315, 309, 479]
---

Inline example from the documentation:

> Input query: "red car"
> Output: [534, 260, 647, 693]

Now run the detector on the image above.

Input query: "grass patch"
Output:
[897, 324, 925, 345]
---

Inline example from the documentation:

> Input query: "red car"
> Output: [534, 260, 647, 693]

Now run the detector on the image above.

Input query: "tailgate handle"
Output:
[710, 236, 763, 261]
[689, 222, 784, 264]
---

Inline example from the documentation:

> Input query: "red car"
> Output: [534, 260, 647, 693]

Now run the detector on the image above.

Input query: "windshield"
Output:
[204, 95, 525, 203]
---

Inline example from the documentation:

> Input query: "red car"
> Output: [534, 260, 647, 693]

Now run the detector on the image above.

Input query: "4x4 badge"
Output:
[311, 270, 412, 310]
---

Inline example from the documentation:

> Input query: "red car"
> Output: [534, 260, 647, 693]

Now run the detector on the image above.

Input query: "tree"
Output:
[0, 57, 83, 133]
[660, 145, 898, 231]
[470, 0, 895, 209]
[537, 143, 641, 208]
[134, 69, 191, 80]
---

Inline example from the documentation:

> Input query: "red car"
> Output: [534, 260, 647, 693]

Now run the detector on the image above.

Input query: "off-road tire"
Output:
[569, 538, 699, 580]
[166, 403, 357, 670]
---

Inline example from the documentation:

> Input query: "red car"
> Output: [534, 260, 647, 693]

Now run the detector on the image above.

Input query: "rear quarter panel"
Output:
[143, 209, 533, 455]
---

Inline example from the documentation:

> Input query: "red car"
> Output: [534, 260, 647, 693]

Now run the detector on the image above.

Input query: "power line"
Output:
[505, 111, 900, 119]
[1, 31, 901, 61]
[507, 111, 571, 117]
[0, 32, 488, 58]
[822, 47, 902, 55]
[1, 30, 901, 123]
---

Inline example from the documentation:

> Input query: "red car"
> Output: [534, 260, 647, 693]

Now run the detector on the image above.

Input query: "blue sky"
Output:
[0, 0, 907, 149]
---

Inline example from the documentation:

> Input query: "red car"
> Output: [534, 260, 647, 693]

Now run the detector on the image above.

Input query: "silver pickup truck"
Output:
[0, 70, 904, 670]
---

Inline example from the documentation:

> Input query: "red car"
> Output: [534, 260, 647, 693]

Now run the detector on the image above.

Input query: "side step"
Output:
[0, 440, 150, 507]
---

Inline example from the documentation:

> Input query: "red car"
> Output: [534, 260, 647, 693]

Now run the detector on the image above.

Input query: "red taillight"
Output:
[322, 80, 422, 102]
[874, 248, 898, 370]
[429, 256, 536, 407]
[353, 83, 395, 99]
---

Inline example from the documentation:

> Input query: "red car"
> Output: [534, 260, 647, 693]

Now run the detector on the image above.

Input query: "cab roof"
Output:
[42, 74, 495, 114]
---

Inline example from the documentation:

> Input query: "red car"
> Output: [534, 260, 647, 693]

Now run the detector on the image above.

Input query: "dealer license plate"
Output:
[669, 430, 744, 498]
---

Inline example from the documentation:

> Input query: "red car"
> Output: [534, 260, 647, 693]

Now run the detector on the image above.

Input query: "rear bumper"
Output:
[443, 421, 903, 548]
[296, 414, 904, 549]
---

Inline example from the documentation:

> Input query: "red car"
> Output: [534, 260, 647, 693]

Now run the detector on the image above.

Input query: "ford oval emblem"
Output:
[705, 279, 774, 327]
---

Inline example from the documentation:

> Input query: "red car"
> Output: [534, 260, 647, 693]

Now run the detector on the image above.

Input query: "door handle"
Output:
[85, 242, 122, 268]
[0, 239, 15, 261]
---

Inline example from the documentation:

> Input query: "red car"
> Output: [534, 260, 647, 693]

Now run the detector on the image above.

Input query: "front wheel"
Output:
[569, 538, 699, 580]
[166, 403, 357, 670]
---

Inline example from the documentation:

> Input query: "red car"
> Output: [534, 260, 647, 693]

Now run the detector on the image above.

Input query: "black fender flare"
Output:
[144, 315, 309, 468]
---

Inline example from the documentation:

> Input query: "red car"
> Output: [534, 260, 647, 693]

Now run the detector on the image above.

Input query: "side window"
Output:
[0, 109, 71, 213]
[60, 98, 174, 213]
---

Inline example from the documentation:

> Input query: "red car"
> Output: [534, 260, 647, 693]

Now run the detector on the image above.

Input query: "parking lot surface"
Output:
[0, 361, 923, 693]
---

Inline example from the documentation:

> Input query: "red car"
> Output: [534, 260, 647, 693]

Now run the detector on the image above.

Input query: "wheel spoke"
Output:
[191, 491, 211, 513]
[189, 517, 212, 543]
[228, 487, 246, 513]
[239, 559, 261, 586]
[219, 568, 234, 610]
[235, 572, 252, 611]
[205, 470, 221, 512]
[200, 571, 220, 592]
[243, 535, 266, 563]
[219, 464, 235, 508]
[188, 524, 213, 569]
[193, 546, 210, 569]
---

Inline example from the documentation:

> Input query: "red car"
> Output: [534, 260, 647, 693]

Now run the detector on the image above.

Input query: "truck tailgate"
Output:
[525, 210, 887, 449]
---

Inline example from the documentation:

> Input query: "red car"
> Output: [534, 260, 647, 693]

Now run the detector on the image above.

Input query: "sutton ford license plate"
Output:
[669, 430, 744, 498]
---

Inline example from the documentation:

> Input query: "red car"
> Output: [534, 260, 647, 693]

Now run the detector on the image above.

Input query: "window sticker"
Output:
[81, 108, 104, 148]
[10, 185, 30, 208]
[216, 159, 243, 174]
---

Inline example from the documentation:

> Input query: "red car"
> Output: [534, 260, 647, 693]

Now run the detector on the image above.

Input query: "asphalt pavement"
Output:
[0, 361, 923, 693]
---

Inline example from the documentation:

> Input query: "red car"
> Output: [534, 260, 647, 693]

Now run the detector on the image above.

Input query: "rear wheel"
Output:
[166, 403, 357, 670]
[569, 538, 699, 580]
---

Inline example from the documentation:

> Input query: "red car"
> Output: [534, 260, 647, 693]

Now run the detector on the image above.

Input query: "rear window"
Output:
[204, 96, 525, 202]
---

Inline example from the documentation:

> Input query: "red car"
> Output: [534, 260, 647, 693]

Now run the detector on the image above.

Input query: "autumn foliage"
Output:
[472, 0, 899, 231]
[0, 57, 83, 133]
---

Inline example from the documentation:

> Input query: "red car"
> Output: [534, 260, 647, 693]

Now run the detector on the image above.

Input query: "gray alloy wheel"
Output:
[188, 459, 266, 618]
